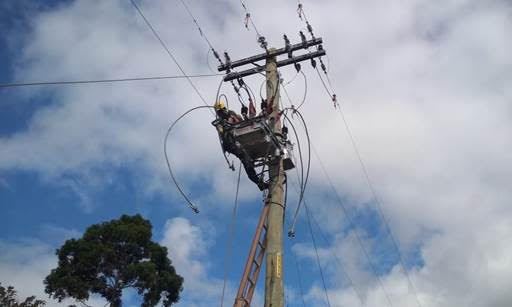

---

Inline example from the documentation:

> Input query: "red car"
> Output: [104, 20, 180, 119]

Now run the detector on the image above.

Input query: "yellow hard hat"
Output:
[214, 101, 226, 111]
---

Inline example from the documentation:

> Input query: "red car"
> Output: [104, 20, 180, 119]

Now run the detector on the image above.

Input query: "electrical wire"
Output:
[336, 107, 424, 307]
[245, 82, 257, 104]
[220, 162, 242, 307]
[176, 0, 258, 110]
[206, 48, 217, 73]
[309, 210, 366, 305]
[286, 174, 365, 307]
[282, 113, 305, 237]
[291, 2, 422, 303]
[281, 71, 308, 111]
[296, 71, 308, 110]
[164, 105, 215, 213]
[304, 200, 332, 307]
[315, 66, 334, 98]
[296, 0, 310, 23]
[130, 0, 211, 110]
[284, 71, 300, 86]
[0, 74, 222, 88]
[259, 79, 266, 101]
[219, 93, 230, 110]
[311, 143, 395, 307]
[280, 83, 310, 238]
[283, 108, 311, 238]
[287, 167, 364, 306]
[238, 0, 262, 38]
[292, 248, 307, 307]
[178, 0, 217, 58]
[214, 78, 238, 171]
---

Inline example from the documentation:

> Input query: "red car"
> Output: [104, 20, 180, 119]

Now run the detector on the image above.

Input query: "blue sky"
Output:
[1, 1, 512, 307]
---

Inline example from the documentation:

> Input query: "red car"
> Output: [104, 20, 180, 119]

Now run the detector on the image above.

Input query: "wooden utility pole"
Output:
[264, 50, 285, 307]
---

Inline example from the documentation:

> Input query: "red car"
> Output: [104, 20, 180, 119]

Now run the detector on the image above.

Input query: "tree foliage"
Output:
[44, 214, 183, 307]
[0, 283, 46, 307]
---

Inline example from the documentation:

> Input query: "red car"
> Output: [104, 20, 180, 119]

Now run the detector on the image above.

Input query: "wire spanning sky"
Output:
[1, 1, 512, 306]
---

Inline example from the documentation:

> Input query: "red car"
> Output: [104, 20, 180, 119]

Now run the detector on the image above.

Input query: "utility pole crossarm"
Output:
[218, 37, 323, 72]
[219, 37, 326, 82]
[223, 49, 326, 82]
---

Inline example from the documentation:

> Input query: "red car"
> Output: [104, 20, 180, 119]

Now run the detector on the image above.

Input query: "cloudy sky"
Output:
[1, 0, 511, 306]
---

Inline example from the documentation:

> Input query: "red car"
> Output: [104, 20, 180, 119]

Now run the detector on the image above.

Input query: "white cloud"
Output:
[1, 0, 512, 306]
[160, 217, 254, 307]
[0, 239, 107, 307]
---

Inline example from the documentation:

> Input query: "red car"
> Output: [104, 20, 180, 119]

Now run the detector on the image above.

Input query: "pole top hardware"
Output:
[217, 37, 324, 81]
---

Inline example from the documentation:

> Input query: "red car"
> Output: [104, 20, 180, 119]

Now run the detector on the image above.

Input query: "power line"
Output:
[309, 211, 366, 305]
[282, 77, 365, 305]
[129, 0, 210, 107]
[177, 0, 223, 66]
[304, 200, 332, 307]
[0, 73, 222, 88]
[164, 105, 215, 213]
[238, 0, 262, 37]
[287, 159, 330, 306]
[220, 162, 242, 307]
[291, 1, 423, 305]
[311, 143, 395, 307]
[176, 0, 250, 107]
[336, 107, 424, 307]
[292, 247, 307, 307]
[236, 0, 269, 51]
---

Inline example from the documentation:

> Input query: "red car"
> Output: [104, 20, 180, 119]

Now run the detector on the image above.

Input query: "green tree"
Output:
[44, 214, 183, 307]
[0, 283, 46, 307]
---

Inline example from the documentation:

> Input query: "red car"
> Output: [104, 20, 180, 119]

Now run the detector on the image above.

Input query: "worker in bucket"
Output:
[214, 101, 269, 191]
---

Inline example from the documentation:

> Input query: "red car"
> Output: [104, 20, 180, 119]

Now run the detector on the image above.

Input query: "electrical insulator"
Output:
[294, 62, 301, 72]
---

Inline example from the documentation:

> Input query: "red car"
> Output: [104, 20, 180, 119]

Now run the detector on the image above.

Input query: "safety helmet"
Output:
[214, 101, 226, 111]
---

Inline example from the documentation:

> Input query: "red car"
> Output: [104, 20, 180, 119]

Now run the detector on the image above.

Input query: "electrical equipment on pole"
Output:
[214, 36, 326, 307]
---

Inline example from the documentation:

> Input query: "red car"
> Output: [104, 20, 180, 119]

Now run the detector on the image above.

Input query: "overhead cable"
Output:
[0, 74, 222, 88]
[293, 2, 339, 108]
[283, 108, 311, 238]
[309, 209, 366, 305]
[130, 0, 210, 108]
[281, 71, 308, 111]
[220, 162, 242, 307]
[292, 1, 422, 304]
[287, 174, 364, 307]
[177, 0, 224, 66]
[336, 107, 424, 307]
[311, 143, 395, 307]
[286, 152, 365, 306]
[237, 0, 267, 50]
[292, 248, 307, 307]
[176, 0, 253, 108]
[164, 105, 215, 213]
[304, 200, 332, 307]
